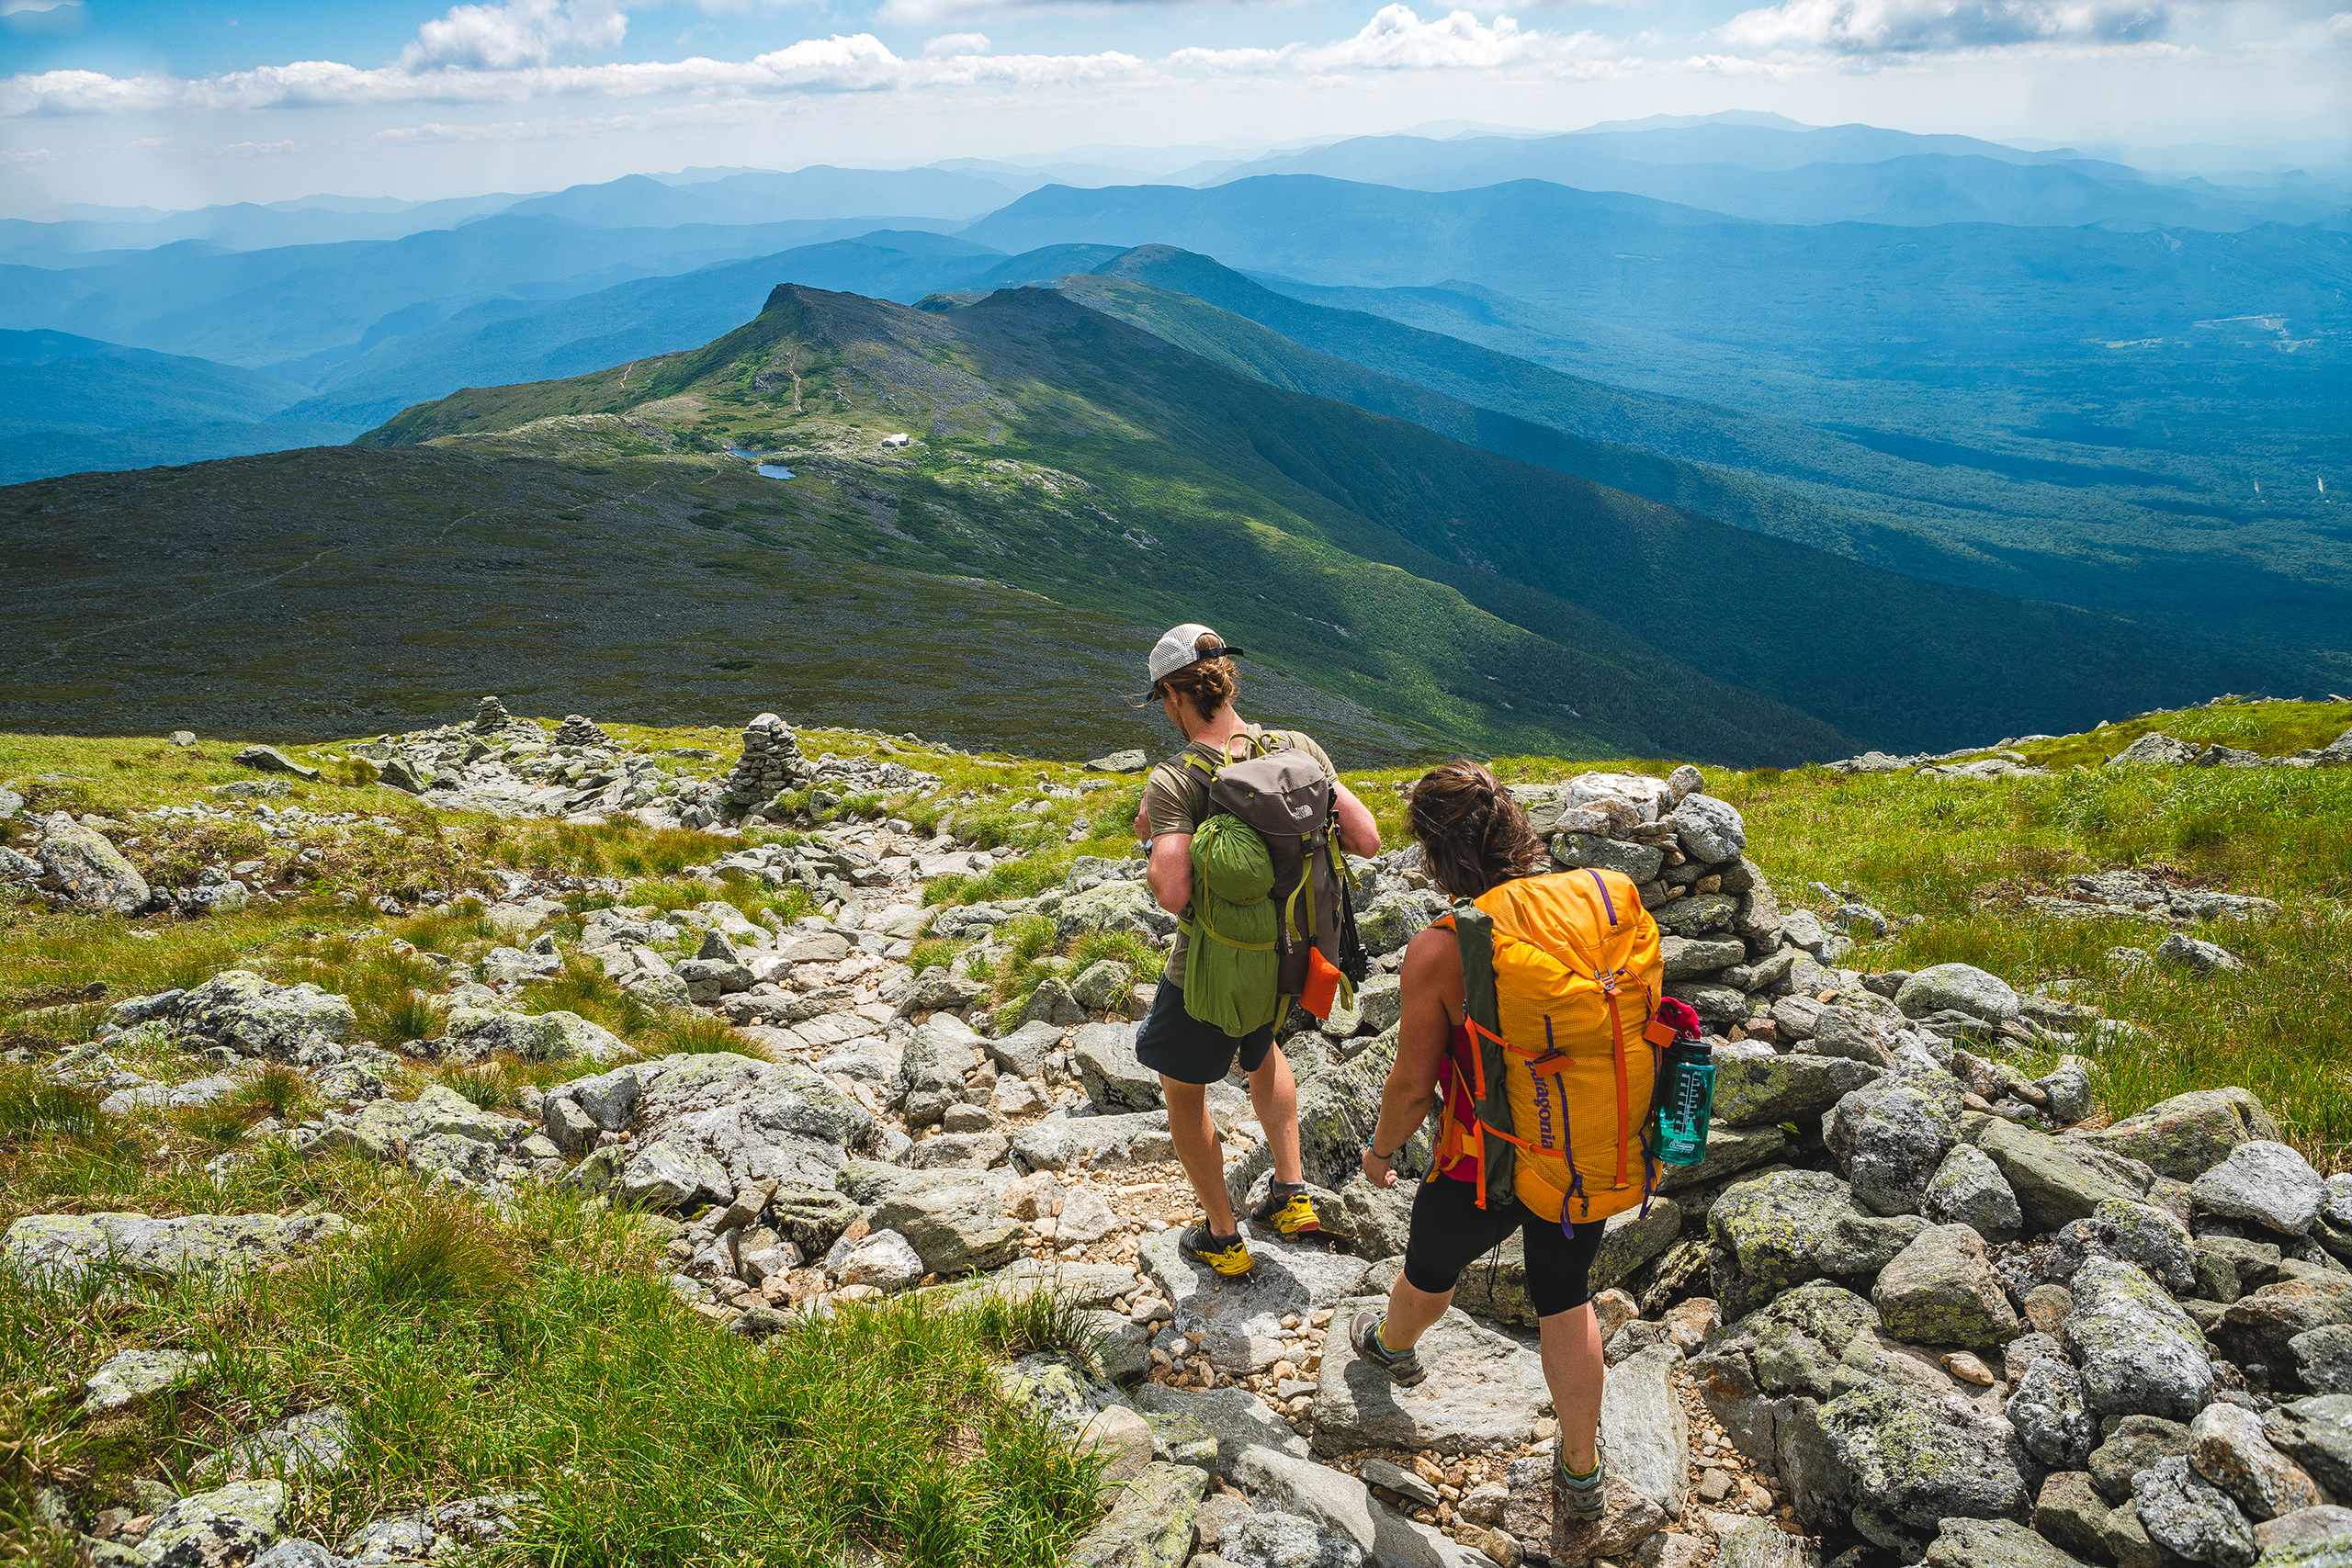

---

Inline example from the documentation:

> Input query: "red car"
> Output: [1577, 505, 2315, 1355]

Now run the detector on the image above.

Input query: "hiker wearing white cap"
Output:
[1129, 624, 1382, 1277]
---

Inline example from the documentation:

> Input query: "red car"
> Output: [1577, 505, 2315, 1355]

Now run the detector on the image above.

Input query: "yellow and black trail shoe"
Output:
[1181, 1224, 1253, 1277]
[1250, 1180, 1322, 1237]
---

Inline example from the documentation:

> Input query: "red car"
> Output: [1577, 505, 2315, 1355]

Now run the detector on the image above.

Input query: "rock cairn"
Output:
[723, 713, 814, 809]
[553, 715, 611, 749]
[472, 696, 514, 733]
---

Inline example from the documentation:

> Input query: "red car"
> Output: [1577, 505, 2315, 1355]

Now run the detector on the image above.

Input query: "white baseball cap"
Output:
[1147, 623, 1245, 688]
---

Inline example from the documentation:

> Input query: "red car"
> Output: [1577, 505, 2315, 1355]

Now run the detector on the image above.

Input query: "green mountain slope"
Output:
[1064, 248, 2352, 647]
[357, 284, 2290, 756]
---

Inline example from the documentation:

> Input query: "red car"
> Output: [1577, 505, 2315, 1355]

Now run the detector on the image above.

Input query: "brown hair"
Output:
[1408, 761, 1547, 899]
[1157, 632, 1240, 724]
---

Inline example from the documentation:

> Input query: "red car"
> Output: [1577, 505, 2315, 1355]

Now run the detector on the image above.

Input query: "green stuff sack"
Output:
[1184, 813, 1282, 1037]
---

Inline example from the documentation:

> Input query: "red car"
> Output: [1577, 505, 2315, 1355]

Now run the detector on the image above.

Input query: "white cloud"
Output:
[2331, 8, 2351, 39]
[0, 0, 77, 12]
[1171, 6, 1608, 73]
[0, 145, 51, 162]
[923, 31, 992, 56]
[218, 139, 297, 155]
[403, 0, 630, 69]
[1718, 0, 2169, 55]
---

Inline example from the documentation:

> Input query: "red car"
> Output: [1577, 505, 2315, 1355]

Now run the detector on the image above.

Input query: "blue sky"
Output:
[3, 0, 2346, 212]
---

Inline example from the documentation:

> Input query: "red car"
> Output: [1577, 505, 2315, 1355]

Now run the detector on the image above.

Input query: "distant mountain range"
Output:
[5, 279, 2305, 760]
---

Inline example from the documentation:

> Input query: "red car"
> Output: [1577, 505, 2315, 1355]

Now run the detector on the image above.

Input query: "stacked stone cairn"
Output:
[722, 713, 815, 811]
[15, 752, 2348, 1568]
[471, 696, 514, 734]
[552, 714, 611, 749]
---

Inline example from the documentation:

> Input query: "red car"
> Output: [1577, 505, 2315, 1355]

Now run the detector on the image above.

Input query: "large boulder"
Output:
[1922, 1143, 2024, 1242]
[1142, 1229, 1370, 1375]
[4, 1211, 348, 1286]
[621, 1053, 876, 1202]
[838, 1162, 1021, 1275]
[175, 971, 355, 1061]
[132, 1479, 286, 1568]
[2191, 1140, 2325, 1235]
[438, 1008, 635, 1066]
[897, 1014, 980, 1126]
[2077, 1088, 2281, 1181]
[1977, 1119, 2143, 1232]
[1062, 1461, 1206, 1568]
[1708, 1169, 1872, 1316]
[34, 811, 150, 912]
[1010, 1111, 1173, 1172]
[1310, 1296, 1552, 1456]
[1923, 1517, 2088, 1567]
[1600, 1343, 1690, 1521]
[2264, 1396, 2352, 1496]
[1552, 833, 1664, 884]
[1872, 1224, 2019, 1349]
[2132, 1455, 2257, 1567]
[2065, 1256, 2216, 1420]
[1779, 1378, 2031, 1541]
[1668, 794, 1747, 864]
[1713, 1053, 1882, 1128]
[1826, 1074, 1964, 1217]
[1073, 1022, 1160, 1113]
[2215, 1275, 2352, 1379]
[1895, 964, 2019, 1027]
[1054, 881, 1180, 944]
[314, 1084, 523, 1186]
[2007, 1356, 2098, 1471]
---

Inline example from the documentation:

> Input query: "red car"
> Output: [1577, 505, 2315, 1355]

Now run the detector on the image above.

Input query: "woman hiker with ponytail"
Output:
[1352, 761, 1672, 1525]
[1127, 624, 1382, 1279]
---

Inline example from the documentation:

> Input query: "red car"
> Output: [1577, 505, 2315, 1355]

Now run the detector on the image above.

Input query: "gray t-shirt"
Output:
[1142, 723, 1336, 989]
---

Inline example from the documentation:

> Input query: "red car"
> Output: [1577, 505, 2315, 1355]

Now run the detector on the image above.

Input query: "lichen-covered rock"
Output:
[199, 1406, 353, 1485]
[1070, 959, 1138, 1015]
[2031, 1470, 2110, 1561]
[1778, 1378, 2030, 1538]
[1894, 964, 2019, 1026]
[1922, 1517, 2087, 1567]
[2035, 1055, 2096, 1125]
[2265, 1396, 2352, 1497]
[84, 1347, 211, 1411]
[1978, 1119, 2142, 1232]
[132, 1479, 285, 1568]
[2091, 1415, 2192, 1503]
[2007, 1356, 2098, 1470]
[1655, 892, 1741, 938]
[628, 1052, 875, 1201]
[1825, 1074, 1963, 1217]
[2218, 1275, 2352, 1385]
[176, 971, 355, 1061]
[1073, 1022, 1160, 1113]
[2133, 1454, 2257, 1567]
[2192, 1140, 2325, 1235]
[5, 1211, 349, 1287]
[1668, 793, 1747, 863]
[1055, 881, 1181, 945]
[2292, 1324, 2352, 1395]
[1655, 1121, 1788, 1195]
[1707, 1169, 1870, 1316]
[2189, 1401, 2325, 1522]
[35, 811, 150, 912]
[2079, 1088, 2281, 1181]
[1872, 1224, 2018, 1349]
[1553, 833, 1665, 884]
[1922, 1143, 2023, 1242]
[839, 1162, 1020, 1275]
[1713, 1053, 1882, 1128]
[438, 1008, 635, 1066]
[2064, 1256, 2215, 1420]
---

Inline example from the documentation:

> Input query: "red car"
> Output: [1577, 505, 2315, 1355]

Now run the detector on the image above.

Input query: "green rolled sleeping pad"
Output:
[1184, 813, 1282, 1038]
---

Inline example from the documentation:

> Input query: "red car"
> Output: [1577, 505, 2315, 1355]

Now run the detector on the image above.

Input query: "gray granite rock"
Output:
[1073, 1022, 1160, 1113]
[1922, 1143, 2024, 1242]
[2065, 1257, 2215, 1420]
[2192, 1140, 2325, 1235]
[1825, 1074, 1963, 1217]
[1140, 1230, 1369, 1375]
[2007, 1357, 2098, 1470]
[1310, 1296, 1548, 1455]
[34, 811, 150, 912]
[1872, 1224, 2019, 1349]
[1894, 964, 2019, 1026]
[1714, 1053, 1882, 1128]
[2133, 1454, 2256, 1567]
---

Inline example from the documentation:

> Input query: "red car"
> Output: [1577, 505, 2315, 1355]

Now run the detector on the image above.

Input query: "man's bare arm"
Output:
[1333, 783, 1381, 858]
[1148, 832, 1193, 915]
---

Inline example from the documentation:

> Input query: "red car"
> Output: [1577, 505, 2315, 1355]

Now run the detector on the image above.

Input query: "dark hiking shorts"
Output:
[1133, 976, 1278, 1086]
[1402, 1175, 1609, 1318]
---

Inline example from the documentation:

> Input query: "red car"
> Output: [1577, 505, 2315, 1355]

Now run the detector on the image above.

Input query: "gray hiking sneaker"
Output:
[1556, 1438, 1607, 1521]
[1347, 1309, 1426, 1387]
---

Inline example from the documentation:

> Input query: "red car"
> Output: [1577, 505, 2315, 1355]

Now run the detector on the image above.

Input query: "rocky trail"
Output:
[6, 707, 2351, 1568]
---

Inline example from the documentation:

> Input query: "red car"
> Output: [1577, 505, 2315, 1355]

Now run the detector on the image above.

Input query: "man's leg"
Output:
[1245, 1043, 1304, 1185]
[1539, 1303, 1605, 1473]
[1161, 1077, 1238, 1234]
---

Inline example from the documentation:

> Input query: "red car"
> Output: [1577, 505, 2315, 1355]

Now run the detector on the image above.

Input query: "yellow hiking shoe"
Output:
[1180, 1224, 1254, 1277]
[1250, 1181, 1322, 1238]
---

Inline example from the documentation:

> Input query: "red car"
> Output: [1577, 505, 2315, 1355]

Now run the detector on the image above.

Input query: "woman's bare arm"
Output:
[1363, 926, 1463, 1186]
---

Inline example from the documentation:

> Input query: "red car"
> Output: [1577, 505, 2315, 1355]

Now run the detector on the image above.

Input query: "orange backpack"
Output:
[1431, 868, 1672, 1232]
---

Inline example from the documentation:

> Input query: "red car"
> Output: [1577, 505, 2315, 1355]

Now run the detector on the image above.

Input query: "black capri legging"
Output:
[1401, 1175, 1609, 1319]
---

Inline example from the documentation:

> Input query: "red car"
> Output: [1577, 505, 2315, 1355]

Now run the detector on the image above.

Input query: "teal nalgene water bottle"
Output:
[1654, 1042, 1715, 1167]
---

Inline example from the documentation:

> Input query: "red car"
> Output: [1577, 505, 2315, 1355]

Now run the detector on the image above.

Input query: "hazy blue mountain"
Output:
[962, 176, 2352, 349]
[0, 329, 362, 485]
[0, 192, 534, 264]
[0, 214, 986, 371]
[499, 166, 1023, 229]
[1203, 134, 2336, 229]
[281, 235, 1124, 428]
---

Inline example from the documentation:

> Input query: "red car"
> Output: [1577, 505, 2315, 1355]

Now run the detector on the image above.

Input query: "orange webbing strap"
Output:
[1608, 990, 1632, 1188]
